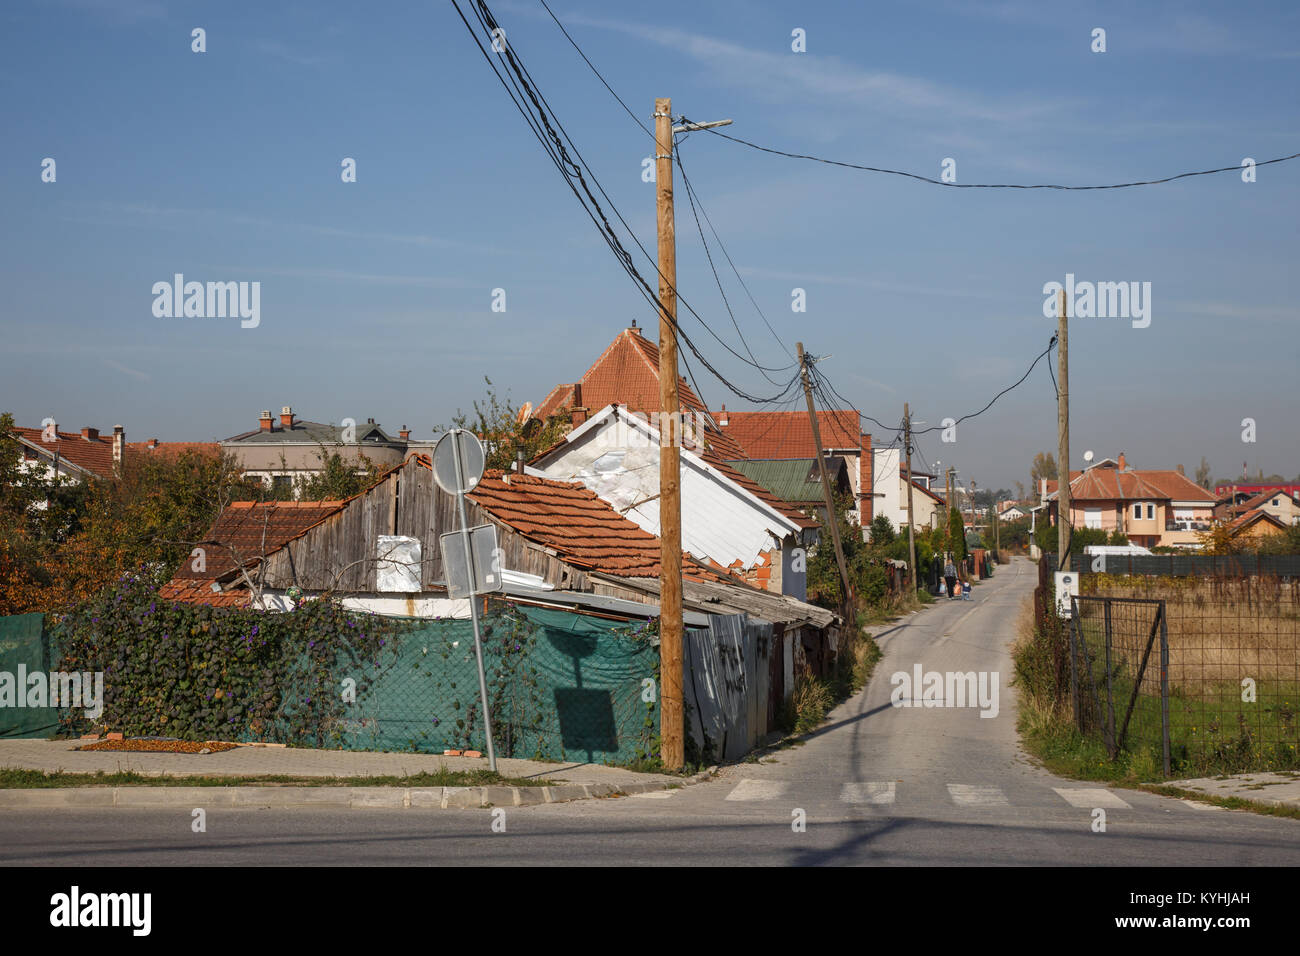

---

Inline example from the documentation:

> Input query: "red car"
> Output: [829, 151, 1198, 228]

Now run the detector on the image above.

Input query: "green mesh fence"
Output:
[2, 601, 664, 764]
[334, 601, 662, 765]
[0, 613, 59, 738]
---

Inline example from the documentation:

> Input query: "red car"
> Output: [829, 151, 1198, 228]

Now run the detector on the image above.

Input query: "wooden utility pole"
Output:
[1056, 288, 1071, 571]
[903, 403, 917, 594]
[798, 342, 851, 607]
[654, 97, 684, 770]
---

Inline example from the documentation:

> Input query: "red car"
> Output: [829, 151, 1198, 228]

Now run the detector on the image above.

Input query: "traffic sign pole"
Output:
[443, 429, 497, 772]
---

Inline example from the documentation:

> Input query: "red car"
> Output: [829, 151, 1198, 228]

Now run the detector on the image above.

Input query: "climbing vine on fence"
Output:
[52, 572, 400, 745]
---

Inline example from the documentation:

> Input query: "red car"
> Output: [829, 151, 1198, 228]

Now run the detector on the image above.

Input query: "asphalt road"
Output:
[4, 557, 1299, 866]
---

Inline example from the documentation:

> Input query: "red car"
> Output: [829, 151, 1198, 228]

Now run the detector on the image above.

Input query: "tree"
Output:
[448, 378, 571, 472]
[294, 445, 381, 500]
[1195, 457, 1212, 489]
[1014, 480, 1026, 502]
[946, 506, 966, 562]
[868, 514, 895, 546]
[1030, 452, 1057, 490]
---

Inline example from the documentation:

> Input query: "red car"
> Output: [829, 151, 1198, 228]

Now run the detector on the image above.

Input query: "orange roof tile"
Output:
[11, 426, 116, 478]
[531, 327, 749, 460]
[1226, 508, 1288, 535]
[158, 579, 253, 607]
[1052, 467, 1218, 504]
[172, 500, 346, 582]
[127, 441, 220, 459]
[715, 409, 862, 460]
[465, 469, 734, 582]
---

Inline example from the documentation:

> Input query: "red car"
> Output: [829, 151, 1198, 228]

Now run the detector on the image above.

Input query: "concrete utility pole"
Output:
[798, 343, 852, 610]
[1056, 288, 1071, 571]
[653, 100, 733, 771]
[903, 403, 917, 593]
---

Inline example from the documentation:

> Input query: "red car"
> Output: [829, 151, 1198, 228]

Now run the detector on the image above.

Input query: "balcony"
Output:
[1165, 520, 1211, 532]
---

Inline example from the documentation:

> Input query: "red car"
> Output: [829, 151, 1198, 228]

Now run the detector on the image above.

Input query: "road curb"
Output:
[0, 772, 705, 810]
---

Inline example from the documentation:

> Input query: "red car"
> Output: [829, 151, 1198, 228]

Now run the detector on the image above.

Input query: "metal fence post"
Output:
[1159, 601, 1170, 777]
[1068, 601, 1080, 730]
[1103, 599, 1116, 758]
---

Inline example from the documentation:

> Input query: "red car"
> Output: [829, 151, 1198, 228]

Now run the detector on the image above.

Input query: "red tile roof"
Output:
[127, 441, 220, 459]
[158, 579, 253, 608]
[465, 468, 734, 582]
[172, 500, 346, 583]
[532, 326, 749, 460]
[11, 426, 116, 479]
[1051, 467, 1218, 504]
[715, 409, 862, 460]
[1226, 508, 1289, 535]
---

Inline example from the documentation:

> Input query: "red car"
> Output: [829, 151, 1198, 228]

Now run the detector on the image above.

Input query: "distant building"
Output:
[1040, 452, 1218, 549]
[220, 406, 428, 496]
[9, 421, 124, 482]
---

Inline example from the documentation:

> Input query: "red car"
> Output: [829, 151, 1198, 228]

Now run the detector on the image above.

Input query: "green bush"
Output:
[52, 572, 399, 745]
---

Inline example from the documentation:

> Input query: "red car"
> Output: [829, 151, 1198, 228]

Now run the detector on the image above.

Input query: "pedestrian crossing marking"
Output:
[630, 791, 676, 799]
[1181, 799, 1227, 811]
[724, 779, 791, 801]
[1053, 788, 1131, 809]
[946, 784, 1009, 807]
[840, 782, 896, 805]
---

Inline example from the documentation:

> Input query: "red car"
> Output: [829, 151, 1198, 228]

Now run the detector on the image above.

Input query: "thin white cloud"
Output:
[251, 38, 329, 67]
[554, 12, 1070, 127]
[62, 202, 506, 254]
[102, 358, 150, 381]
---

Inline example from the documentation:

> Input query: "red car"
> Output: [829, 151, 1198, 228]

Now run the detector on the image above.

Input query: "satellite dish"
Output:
[1084, 450, 1095, 464]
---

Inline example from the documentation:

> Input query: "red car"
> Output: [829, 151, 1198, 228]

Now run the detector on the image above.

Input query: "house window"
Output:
[1133, 503, 1142, 520]
[1273, 498, 1280, 507]
[1084, 507, 1102, 529]
[1146, 503, 1155, 520]
[272, 475, 293, 495]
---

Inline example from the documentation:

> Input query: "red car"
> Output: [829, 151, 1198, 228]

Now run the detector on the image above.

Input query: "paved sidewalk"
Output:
[0, 740, 702, 810]
[0, 739, 669, 785]
[1162, 771, 1300, 809]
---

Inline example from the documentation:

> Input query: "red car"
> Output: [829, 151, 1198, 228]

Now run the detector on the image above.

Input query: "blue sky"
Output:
[2, 0, 1297, 494]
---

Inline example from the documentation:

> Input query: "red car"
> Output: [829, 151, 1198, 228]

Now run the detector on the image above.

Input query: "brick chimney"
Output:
[112, 425, 124, 473]
[570, 383, 588, 426]
[81, 426, 99, 442]
[259, 410, 273, 432]
[280, 406, 294, 429]
[399, 426, 410, 441]
[1118, 451, 1127, 471]
[718, 404, 729, 427]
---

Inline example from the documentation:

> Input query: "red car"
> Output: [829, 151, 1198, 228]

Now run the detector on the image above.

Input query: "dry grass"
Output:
[1082, 574, 1300, 696]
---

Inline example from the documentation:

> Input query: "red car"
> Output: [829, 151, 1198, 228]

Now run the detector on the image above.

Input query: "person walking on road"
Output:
[944, 555, 957, 599]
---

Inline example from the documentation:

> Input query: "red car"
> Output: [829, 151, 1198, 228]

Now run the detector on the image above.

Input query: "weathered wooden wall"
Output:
[261, 463, 592, 594]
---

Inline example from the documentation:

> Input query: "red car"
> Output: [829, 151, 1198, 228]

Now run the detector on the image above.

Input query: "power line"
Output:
[682, 121, 1300, 191]
[805, 338, 1056, 447]
[453, 0, 795, 405]
[531, 0, 797, 385]
[675, 147, 795, 364]
[537, 0, 652, 140]
[676, 152, 793, 384]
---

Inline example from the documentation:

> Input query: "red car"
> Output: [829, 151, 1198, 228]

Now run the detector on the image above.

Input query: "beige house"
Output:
[221, 406, 427, 495]
[1042, 454, 1218, 549]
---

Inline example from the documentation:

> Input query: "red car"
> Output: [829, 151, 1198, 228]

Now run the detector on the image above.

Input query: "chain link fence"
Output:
[1068, 573, 1300, 776]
